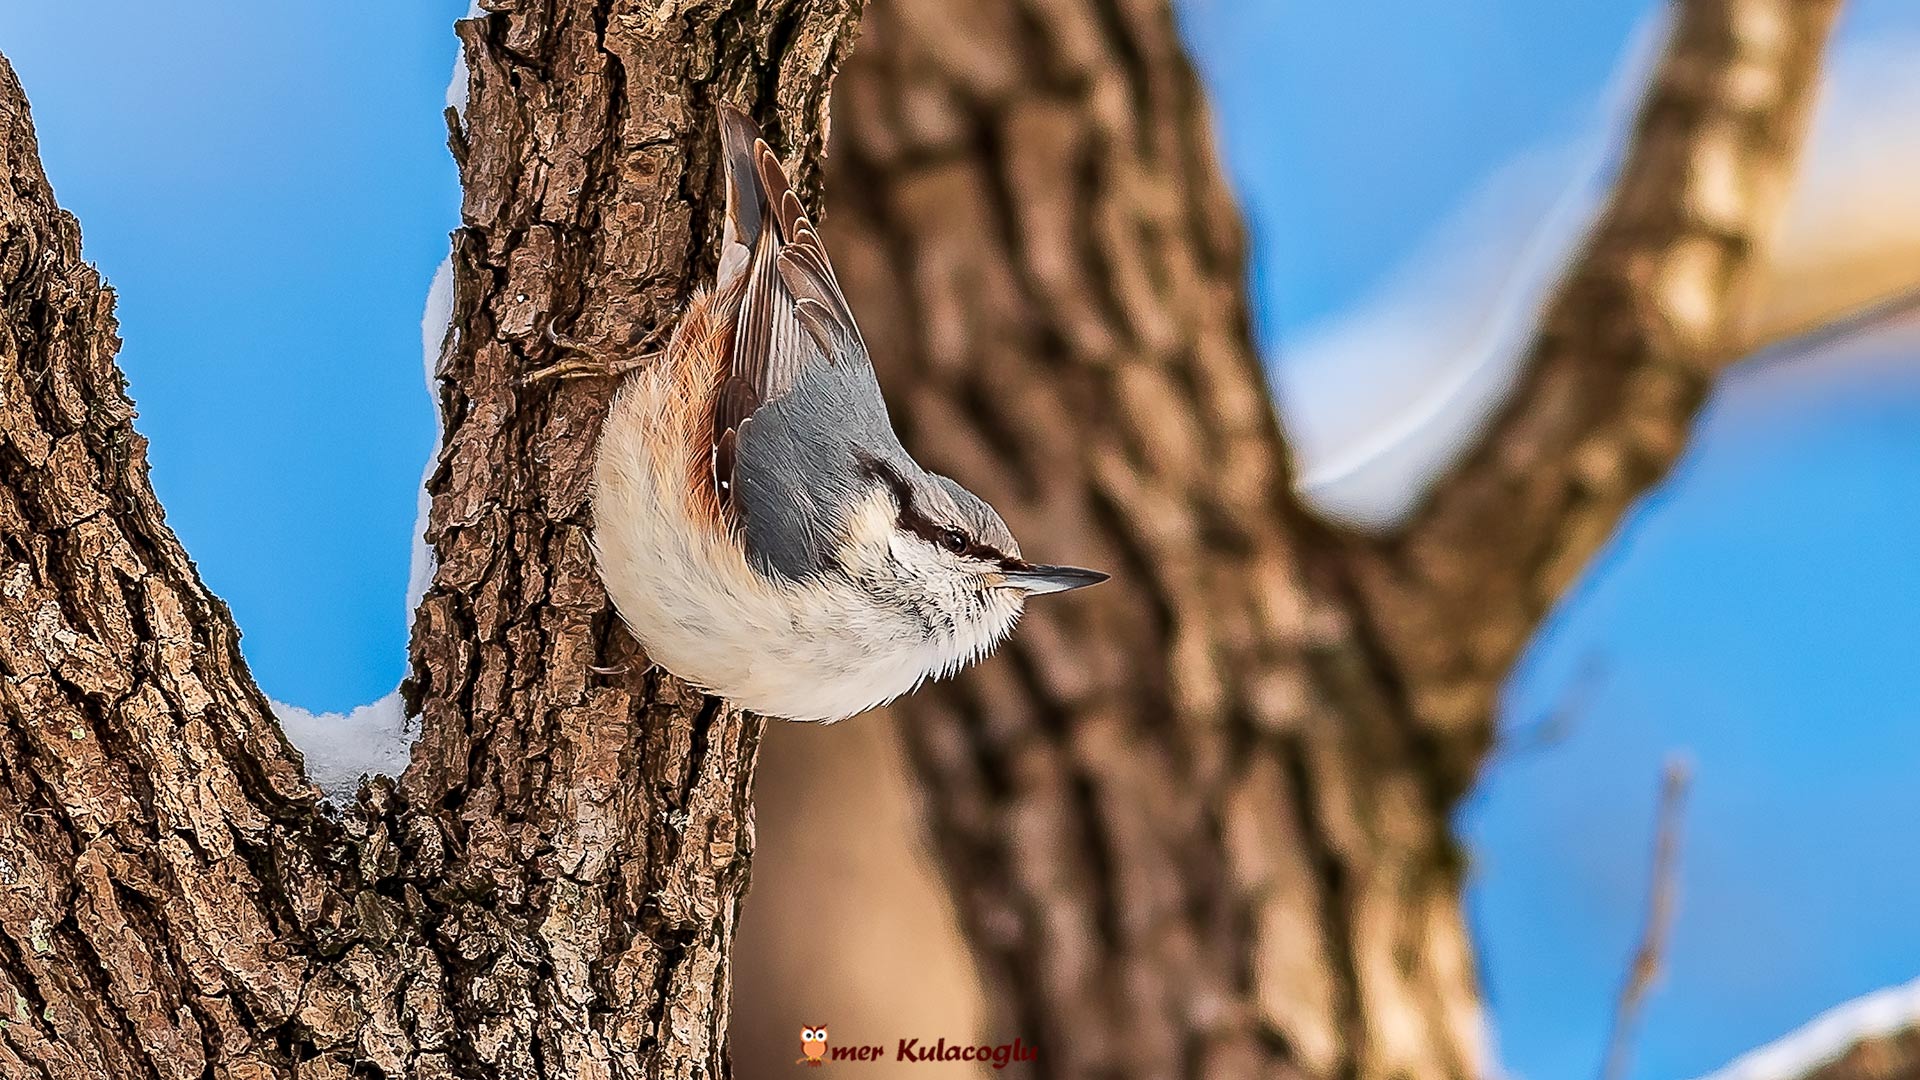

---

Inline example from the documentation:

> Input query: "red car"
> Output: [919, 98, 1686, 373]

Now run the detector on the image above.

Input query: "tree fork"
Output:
[0, 0, 861, 1076]
[827, 0, 1838, 1076]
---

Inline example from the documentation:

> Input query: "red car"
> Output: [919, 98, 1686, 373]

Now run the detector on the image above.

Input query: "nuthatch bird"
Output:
[590, 106, 1107, 723]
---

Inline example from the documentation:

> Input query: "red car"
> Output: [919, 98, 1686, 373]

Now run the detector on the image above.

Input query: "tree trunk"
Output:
[0, 0, 859, 1074]
[826, 0, 1837, 1077]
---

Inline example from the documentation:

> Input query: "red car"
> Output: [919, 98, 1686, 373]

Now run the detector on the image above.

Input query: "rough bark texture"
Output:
[1347, 0, 1844, 789]
[0, 0, 1852, 1075]
[0, 58, 341, 1080]
[403, 3, 858, 1076]
[826, 0, 1838, 1077]
[0, 0, 860, 1072]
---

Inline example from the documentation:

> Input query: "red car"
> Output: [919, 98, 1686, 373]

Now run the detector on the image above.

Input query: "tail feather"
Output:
[717, 104, 767, 297]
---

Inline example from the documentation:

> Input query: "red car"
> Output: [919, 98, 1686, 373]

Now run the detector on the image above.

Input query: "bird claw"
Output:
[589, 662, 630, 676]
[522, 319, 665, 383]
[521, 355, 647, 383]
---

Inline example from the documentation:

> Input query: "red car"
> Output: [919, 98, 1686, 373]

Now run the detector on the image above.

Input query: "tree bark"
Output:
[1344, 0, 1844, 786]
[1764, 1027, 1920, 1080]
[0, 0, 859, 1074]
[826, 0, 1837, 1077]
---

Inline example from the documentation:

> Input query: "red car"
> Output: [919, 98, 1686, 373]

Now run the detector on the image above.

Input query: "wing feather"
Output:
[711, 106, 876, 539]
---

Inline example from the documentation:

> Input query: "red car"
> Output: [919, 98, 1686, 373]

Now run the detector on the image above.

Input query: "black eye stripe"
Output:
[855, 454, 918, 519]
[854, 453, 1008, 562]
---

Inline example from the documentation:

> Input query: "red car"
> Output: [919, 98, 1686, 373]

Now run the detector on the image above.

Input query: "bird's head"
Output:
[835, 455, 1107, 677]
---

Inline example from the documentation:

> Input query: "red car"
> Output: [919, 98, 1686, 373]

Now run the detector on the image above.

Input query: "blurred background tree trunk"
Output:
[0, 1, 859, 1074]
[821, 4, 1484, 1073]
[0, 0, 1865, 1076]
[732, 0, 1840, 1077]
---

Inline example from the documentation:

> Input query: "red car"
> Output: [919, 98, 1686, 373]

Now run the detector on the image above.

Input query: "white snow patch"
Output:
[1278, 10, 1669, 529]
[1693, 977, 1920, 1080]
[274, 692, 413, 801]
[1282, 20, 1920, 529]
[274, 23, 464, 801]
[409, 256, 454, 620]
[446, 39, 470, 116]
[1748, 30, 1920, 344]
[447, 1, 481, 117]
[276, 257, 450, 803]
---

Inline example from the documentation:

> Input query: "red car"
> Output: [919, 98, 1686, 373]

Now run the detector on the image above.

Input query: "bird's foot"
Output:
[523, 320, 665, 383]
[522, 351, 657, 383]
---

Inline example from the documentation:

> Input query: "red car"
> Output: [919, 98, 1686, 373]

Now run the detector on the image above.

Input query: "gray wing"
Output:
[732, 354, 914, 581]
[714, 107, 896, 580]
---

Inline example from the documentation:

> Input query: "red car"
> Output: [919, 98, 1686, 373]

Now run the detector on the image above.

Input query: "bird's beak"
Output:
[999, 562, 1109, 595]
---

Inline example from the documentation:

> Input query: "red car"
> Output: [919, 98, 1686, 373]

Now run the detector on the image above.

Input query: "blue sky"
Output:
[1179, 0, 1648, 337]
[3, 4, 1917, 1078]
[0, 2, 464, 709]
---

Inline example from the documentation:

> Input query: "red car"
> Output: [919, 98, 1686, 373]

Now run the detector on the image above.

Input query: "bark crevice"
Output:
[0, 0, 862, 1073]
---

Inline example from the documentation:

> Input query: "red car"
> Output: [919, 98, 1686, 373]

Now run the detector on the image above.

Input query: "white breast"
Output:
[591, 366, 977, 722]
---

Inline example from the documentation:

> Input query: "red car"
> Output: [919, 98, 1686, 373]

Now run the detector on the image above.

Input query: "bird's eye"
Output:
[938, 527, 969, 554]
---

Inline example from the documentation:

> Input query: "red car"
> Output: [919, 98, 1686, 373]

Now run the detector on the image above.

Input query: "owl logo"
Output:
[797, 1025, 829, 1066]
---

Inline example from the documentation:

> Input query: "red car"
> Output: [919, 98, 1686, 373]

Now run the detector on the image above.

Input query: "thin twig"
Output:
[1743, 283, 1920, 373]
[1491, 653, 1610, 765]
[1600, 756, 1693, 1080]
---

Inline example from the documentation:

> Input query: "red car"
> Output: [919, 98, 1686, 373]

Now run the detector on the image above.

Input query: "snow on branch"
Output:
[1696, 979, 1920, 1080]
